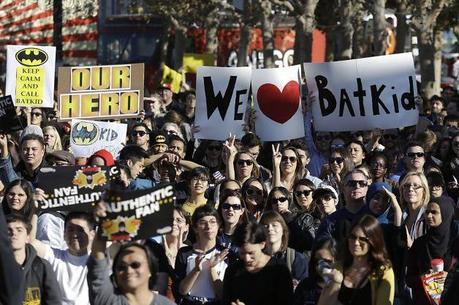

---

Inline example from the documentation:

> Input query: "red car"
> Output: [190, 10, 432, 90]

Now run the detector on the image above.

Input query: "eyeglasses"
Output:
[115, 261, 144, 272]
[345, 180, 368, 188]
[329, 157, 344, 164]
[294, 190, 312, 197]
[31, 112, 42, 117]
[272, 197, 288, 203]
[207, 145, 222, 151]
[281, 156, 297, 163]
[237, 159, 253, 166]
[349, 234, 370, 244]
[370, 162, 386, 169]
[197, 219, 218, 227]
[191, 176, 209, 183]
[245, 187, 263, 197]
[131, 130, 147, 137]
[403, 183, 423, 190]
[221, 203, 242, 210]
[407, 152, 425, 159]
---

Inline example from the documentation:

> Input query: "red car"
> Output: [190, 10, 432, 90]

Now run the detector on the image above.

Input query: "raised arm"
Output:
[223, 135, 238, 180]
[271, 144, 282, 188]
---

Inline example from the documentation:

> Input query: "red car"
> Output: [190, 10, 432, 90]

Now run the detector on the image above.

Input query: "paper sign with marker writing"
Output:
[195, 66, 251, 140]
[252, 65, 305, 141]
[5, 45, 56, 108]
[304, 53, 419, 131]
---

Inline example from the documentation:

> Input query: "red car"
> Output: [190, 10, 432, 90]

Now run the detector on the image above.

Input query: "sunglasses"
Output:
[31, 112, 42, 117]
[407, 152, 425, 159]
[345, 180, 368, 188]
[207, 145, 222, 151]
[349, 234, 370, 244]
[281, 156, 297, 163]
[237, 159, 253, 166]
[132, 130, 147, 137]
[403, 183, 423, 190]
[329, 157, 344, 164]
[221, 203, 242, 210]
[272, 197, 288, 203]
[115, 261, 144, 272]
[245, 187, 263, 197]
[295, 190, 312, 197]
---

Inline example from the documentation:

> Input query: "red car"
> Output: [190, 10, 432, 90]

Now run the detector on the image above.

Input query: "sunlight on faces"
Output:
[280, 149, 298, 174]
[245, 181, 264, 209]
[347, 143, 364, 165]
[221, 196, 244, 225]
[402, 175, 425, 209]
[8, 221, 29, 251]
[317, 193, 337, 216]
[131, 127, 149, 146]
[348, 226, 370, 257]
[194, 216, 219, 241]
[128, 158, 145, 179]
[190, 175, 209, 196]
[170, 210, 188, 238]
[21, 139, 45, 167]
[169, 140, 186, 158]
[370, 157, 387, 180]
[425, 201, 442, 228]
[406, 146, 425, 171]
[239, 242, 266, 272]
[31, 108, 43, 125]
[236, 153, 254, 179]
[64, 219, 95, 255]
[294, 185, 313, 211]
[329, 151, 345, 174]
[115, 247, 152, 293]
[271, 190, 289, 214]
[264, 221, 283, 245]
[43, 130, 56, 147]
[7, 185, 27, 211]
[344, 172, 368, 202]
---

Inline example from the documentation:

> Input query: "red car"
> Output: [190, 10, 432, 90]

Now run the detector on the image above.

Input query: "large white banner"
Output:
[6, 45, 56, 108]
[252, 65, 305, 141]
[304, 53, 419, 131]
[70, 119, 127, 158]
[195, 66, 251, 140]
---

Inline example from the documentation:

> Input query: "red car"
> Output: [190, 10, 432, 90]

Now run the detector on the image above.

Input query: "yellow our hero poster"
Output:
[58, 63, 144, 120]
[5, 45, 56, 108]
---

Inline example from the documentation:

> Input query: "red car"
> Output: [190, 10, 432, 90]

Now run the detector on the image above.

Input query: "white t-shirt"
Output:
[43, 245, 90, 305]
[37, 213, 68, 250]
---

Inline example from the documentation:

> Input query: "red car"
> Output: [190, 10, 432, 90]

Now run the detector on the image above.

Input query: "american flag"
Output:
[0, 0, 98, 66]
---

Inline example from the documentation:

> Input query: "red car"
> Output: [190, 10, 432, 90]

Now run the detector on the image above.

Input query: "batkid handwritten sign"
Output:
[58, 63, 144, 120]
[5, 45, 56, 108]
[101, 184, 175, 241]
[304, 53, 419, 131]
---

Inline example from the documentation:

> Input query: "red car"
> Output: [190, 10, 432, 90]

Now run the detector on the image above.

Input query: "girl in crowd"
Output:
[182, 167, 211, 217]
[197, 141, 225, 180]
[406, 197, 455, 305]
[241, 177, 267, 221]
[213, 179, 241, 206]
[222, 221, 294, 305]
[272, 145, 304, 192]
[1, 179, 35, 221]
[42, 125, 62, 152]
[320, 147, 349, 196]
[318, 214, 394, 305]
[368, 152, 397, 190]
[426, 171, 446, 199]
[226, 149, 260, 186]
[174, 205, 228, 305]
[399, 172, 430, 246]
[313, 184, 339, 220]
[346, 140, 366, 167]
[260, 211, 308, 288]
[294, 239, 338, 305]
[30, 107, 46, 127]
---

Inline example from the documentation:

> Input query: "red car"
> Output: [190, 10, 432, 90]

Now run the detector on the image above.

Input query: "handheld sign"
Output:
[37, 166, 120, 212]
[70, 119, 127, 158]
[101, 184, 175, 241]
[0, 95, 26, 133]
[5, 45, 56, 108]
[195, 66, 251, 140]
[304, 53, 419, 131]
[252, 65, 305, 141]
[57, 63, 144, 120]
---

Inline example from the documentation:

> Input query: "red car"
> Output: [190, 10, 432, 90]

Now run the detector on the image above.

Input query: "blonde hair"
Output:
[399, 171, 430, 209]
[42, 125, 62, 151]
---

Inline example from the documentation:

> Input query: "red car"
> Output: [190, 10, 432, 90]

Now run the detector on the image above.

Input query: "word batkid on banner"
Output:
[101, 184, 175, 241]
[304, 53, 419, 131]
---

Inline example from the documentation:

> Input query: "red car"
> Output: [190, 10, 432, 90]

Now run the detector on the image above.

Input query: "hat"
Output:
[151, 131, 168, 146]
[159, 83, 172, 91]
[46, 150, 75, 165]
[20, 125, 44, 141]
[313, 183, 339, 201]
[87, 149, 115, 166]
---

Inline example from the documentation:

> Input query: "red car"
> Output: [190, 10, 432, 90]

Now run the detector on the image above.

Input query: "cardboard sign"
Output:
[304, 53, 419, 131]
[70, 119, 127, 158]
[252, 65, 305, 141]
[5, 45, 56, 107]
[57, 63, 144, 120]
[36, 166, 120, 212]
[195, 66, 251, 140]
[161, 65, 182, 93]
[101, 184, 175, 241]
[0, 95, 26, 133]
[183, 53, 215, 73]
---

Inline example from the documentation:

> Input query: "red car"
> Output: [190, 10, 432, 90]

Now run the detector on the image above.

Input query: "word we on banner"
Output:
[195, 66, 251, 140]
[70, 119, 127, 158]
[252, 65, 305, 141]
[101, 184, 175, 241]
[58, 63, 144, 120]
[5, 45, 56, 108]
[36, 166, 120, 212]
[304, 53, 419, 131]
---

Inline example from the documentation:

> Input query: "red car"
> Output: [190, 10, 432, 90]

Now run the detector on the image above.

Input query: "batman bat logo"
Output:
[71, 122, 99, 145]
[15, 48, 48, 67]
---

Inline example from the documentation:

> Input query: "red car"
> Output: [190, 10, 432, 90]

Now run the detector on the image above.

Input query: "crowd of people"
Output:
[1, 82, 459, 305]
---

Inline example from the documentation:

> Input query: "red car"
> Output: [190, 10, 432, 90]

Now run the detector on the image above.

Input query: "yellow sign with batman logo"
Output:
[70, 121, 99, 145]
[5, 45, 56, 108]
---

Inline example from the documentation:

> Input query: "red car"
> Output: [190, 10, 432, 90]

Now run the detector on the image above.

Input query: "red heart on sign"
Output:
[257, 80, 300, 124]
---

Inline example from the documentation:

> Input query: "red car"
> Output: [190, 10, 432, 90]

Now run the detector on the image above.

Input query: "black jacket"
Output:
[21, 244, 62, 305]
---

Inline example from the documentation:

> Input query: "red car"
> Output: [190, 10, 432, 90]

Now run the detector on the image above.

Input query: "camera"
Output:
[317, 259, 333, 285]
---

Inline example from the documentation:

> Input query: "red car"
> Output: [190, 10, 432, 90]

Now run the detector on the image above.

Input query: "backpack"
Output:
[285, 247, 296, 273]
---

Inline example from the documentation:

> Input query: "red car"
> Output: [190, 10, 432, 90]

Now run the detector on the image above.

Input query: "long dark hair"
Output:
[340, 214, 391, 279]
[241, 177, 267, 213]
[292, 178, 317, 213]
[265, 187, 292, 212]
[2, 179, 35, 221]
[218, 190, 249, 226]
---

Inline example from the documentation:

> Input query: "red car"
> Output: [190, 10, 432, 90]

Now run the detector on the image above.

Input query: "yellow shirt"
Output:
[182, 199, 207, 216]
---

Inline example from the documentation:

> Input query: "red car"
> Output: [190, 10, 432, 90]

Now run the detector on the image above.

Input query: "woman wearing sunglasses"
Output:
[318, 215, 395, 305]
[272, 145, 304, 193]
[241, 177, 267, 221]
[229, 151, 260, 185]
[320, 147, 349, 197]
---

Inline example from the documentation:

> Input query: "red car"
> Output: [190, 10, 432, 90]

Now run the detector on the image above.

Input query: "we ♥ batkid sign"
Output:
[252, 65, 305, 141]
[195, 66, 251, 140]
[304, 53, 419, 131]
